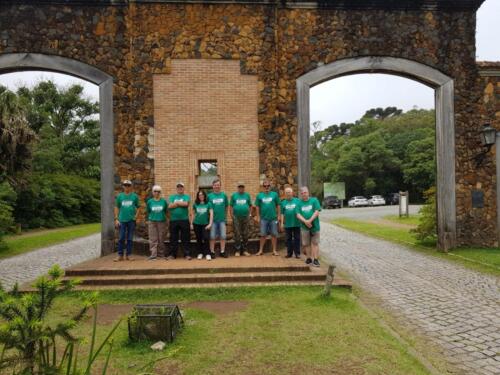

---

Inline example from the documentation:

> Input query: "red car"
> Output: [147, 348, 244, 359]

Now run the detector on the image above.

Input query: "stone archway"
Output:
[297, 56, 455, 251]
[0, 53, 115, 255]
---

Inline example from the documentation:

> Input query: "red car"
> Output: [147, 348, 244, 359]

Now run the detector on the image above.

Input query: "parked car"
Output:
[386, 193, 400, 205]
[368, 195, 386, 206]
[322, 195, 342, 209]
[348, 196, 368, 207]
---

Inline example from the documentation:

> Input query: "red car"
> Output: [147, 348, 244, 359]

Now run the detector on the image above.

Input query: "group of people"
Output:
[114, 178, 322, 267]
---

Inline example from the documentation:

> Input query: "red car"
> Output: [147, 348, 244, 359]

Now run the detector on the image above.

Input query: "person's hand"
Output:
[305, 220, 312, 228]
[279, 224, 284, 232]
[114, 219, 120, 228]
[253, 216, 259, 224]
[205, 224, 212, 230]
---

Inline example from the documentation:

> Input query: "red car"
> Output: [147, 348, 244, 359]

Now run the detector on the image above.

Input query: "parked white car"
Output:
[368, 195, 386, 206]
[348, 196, 368, 207]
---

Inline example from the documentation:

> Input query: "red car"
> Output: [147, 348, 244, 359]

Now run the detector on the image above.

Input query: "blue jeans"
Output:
[118, 221, 135, 256]
[260, 219, 278, 237]
[210, 221, 226, 240]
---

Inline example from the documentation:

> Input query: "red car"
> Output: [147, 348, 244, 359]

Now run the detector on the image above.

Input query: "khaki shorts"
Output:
[301, 229, 320, 246]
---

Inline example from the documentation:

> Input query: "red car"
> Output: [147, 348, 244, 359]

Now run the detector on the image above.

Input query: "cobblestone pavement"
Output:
[321, 222, 500, 375]
[0, 234, 100, 290]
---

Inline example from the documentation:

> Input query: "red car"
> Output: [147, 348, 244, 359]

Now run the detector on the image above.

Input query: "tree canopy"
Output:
[311, 107, 436, 201]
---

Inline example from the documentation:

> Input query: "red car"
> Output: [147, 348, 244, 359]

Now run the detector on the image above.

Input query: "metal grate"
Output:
[128, 304, 184, 342]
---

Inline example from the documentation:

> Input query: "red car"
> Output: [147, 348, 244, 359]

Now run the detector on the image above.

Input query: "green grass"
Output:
[43, 287, 433, 375]
[332, 218, 500, 276]
[0, 223, 101, 260]
[383, 214, 421, 226]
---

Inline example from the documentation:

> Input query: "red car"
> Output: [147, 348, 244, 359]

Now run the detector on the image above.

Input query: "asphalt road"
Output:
[320, 204, 423, 222]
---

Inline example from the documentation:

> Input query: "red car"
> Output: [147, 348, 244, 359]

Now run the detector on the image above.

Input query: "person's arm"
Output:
[114, 206, 120, 227]
[134, 196, 141, 222]
[254, 205, 260, 223]
[296, 212, 310, 227]
[167, 197, 177, 209]
[190, 206, 195, 229]
[206, 208, 213, 229]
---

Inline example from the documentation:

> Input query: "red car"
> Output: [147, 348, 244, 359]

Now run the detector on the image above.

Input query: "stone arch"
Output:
[297, 56, 455, 250]
[0, 53, 115, 255]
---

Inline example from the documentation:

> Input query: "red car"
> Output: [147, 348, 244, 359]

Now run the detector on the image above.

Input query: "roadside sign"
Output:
[324, 182, 346, 200]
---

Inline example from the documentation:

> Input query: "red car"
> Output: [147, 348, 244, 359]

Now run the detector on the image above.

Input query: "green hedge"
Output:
[14, 173, 100, 229]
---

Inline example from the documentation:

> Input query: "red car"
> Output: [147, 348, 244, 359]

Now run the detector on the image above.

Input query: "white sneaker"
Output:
[197, 254, 203, 260]
[206, 254, 212, 261]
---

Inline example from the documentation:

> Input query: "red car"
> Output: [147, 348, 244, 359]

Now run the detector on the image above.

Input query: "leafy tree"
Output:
[363, 106, 402, 120]
[310, 107, 436, 201]
[0, 86, 36, 185]
[17, 81, 100, 179]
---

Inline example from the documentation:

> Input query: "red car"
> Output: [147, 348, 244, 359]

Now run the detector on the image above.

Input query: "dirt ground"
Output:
[90, 301, 249, 325]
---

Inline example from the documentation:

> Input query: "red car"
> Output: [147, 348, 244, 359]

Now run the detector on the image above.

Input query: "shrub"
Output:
[0, 181, 16, 249]
[0, 265, 119, 375]
[411, 186, 437, 242]
[15, 173, 100, 229]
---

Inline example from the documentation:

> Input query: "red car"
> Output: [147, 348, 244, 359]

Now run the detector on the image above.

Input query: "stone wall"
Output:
[462, 62, 500, 246]
[0, 0, 496, 247]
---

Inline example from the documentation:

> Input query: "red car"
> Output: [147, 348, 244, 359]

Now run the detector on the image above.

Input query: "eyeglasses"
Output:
[123, 184, 131, 187]
[153, 190, 161, 193]
[263, 185, 270, 188]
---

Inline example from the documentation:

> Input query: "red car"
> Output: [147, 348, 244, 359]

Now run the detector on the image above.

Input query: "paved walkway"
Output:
[321, 222, 500, 375]
[0, 234, 100, 290]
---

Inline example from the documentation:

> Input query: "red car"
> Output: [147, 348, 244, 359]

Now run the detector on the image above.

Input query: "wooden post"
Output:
[321, 265, 336, 297]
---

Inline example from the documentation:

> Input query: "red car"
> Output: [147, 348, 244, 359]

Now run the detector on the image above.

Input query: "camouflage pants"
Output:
[233, 216, 250, 251]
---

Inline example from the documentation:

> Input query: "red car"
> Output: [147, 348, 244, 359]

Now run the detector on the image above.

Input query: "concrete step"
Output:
[65, 264, 311, 277]
[64, 270, 330, 286]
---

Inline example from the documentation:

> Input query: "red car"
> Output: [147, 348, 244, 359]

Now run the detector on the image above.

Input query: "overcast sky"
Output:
[0, 0, 498, 128]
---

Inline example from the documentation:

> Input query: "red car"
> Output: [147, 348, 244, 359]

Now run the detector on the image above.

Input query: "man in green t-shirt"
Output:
[114, 179, 141, 261]
[280, 186, 301, 259]
[167, 182, 191, 260]
[207, 179, 229, 258]
[254, 179, 280, 256]
[229, 182, 252, 257]
[296, 186, 321, 267]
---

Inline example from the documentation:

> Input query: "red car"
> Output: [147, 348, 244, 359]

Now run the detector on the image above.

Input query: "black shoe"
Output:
[220, 251, 228, 258]
[285, 254, 293, 258]
[305, 258, 312, 265]
[295, 254, 301, 259]
[312, 259, 320, 267]
[210, 252, 216, 259]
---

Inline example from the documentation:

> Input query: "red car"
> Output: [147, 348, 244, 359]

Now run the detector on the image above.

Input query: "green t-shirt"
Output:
[297, 197, 321, 233]
[207, 192, 228, 222]
[168, 194, 190, 221]
[115, 192, 140, 223]
[280, 197, 301, 228]
[193, 202, 210, 225]
[230, 192, 252, 218]
[255, 191, 279, 221]
[146, 197, 167, 222]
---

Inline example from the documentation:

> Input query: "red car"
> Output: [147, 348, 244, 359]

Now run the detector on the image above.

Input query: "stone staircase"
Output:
[60, 254, 351, 290]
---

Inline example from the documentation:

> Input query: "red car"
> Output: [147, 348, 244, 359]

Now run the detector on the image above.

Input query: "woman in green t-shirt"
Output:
[146, 185, 168, 260]
[190, 190, 213, 260]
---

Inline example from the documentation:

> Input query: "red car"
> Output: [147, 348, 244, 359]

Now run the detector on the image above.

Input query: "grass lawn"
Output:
[383, 214, 421, 227]
[332, 218, 500, 276]
[0, 223, 101, 260]
[42, 287, 433, 375]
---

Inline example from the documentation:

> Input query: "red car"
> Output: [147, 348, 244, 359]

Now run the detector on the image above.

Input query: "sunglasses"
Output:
[263, 185, 270, 188]
[153, 190, 161, 193]
[123, 184, 131, 187]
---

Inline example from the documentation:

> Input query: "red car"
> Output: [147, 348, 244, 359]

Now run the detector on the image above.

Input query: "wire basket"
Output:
[128, 304, 183, 342]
